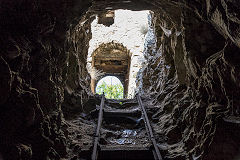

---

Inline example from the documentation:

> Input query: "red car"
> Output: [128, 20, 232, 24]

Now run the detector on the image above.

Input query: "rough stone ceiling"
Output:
[90, 0, 157, 11]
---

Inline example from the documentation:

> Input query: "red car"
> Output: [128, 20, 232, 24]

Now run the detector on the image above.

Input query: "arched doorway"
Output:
[96, 76, 124, 99]
[89, 42, 132, 98]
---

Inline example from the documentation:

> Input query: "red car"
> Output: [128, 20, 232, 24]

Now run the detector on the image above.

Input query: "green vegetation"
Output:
[96, 81, 124, 99]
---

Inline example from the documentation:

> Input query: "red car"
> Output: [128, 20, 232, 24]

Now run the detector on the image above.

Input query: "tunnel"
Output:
[0, 0, 240, 160]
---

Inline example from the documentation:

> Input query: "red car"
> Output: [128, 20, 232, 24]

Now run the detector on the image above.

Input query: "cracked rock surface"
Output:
[0, 0, 239, 160]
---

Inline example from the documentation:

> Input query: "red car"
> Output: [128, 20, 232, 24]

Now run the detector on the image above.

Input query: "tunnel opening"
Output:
[96, 76, 124, 99]
[87, 9, 155, 99]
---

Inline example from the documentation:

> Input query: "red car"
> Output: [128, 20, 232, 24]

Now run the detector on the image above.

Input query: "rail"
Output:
[91, 94, 105, 160]
[137, 94, 163, 160]
[91, 94, 163, 160]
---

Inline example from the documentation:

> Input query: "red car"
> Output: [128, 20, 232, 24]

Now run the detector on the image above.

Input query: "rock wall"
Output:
[140, 1, 240, 159]
[62, 12, 93, 118]
[0, 0, 92, 159]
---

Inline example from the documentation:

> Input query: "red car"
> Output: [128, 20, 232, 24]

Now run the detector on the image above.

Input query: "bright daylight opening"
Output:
[96, 76, 124, 99]
[87, 9, 152, 99]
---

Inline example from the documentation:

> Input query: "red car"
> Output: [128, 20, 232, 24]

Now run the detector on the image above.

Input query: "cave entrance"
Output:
[96, 76, 124, 99]
[87, 9, 151, 98]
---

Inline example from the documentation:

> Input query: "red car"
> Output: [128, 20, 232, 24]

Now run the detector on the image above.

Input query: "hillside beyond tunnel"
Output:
[0, 0, 240, 160]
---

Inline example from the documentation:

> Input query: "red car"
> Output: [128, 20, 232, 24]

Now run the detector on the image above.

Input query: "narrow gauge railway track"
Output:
[90, 94, 163, 160]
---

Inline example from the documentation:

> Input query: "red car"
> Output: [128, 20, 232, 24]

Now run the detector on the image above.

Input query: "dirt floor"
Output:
[64, 98, 152, 160]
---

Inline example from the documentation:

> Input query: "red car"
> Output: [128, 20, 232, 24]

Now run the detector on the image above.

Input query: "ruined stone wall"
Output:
[87, 10, 149, 98]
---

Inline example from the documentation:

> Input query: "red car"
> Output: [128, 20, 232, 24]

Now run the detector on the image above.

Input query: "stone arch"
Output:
[90, 42, 132, 97]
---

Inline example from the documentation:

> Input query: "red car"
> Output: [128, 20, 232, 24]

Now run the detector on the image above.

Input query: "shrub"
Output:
[96, 81, 123, 99]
